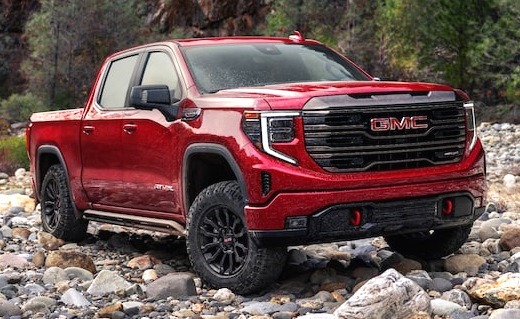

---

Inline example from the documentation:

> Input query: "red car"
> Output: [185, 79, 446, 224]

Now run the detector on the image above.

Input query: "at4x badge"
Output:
[370, 116, 428, 131]
[154, 184, 174, 192]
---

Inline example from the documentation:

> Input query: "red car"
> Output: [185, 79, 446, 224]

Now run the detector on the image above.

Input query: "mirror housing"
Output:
[130, 85, 178, 121]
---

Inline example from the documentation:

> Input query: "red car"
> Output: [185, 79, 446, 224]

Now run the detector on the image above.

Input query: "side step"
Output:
[83, 210, 185, 237]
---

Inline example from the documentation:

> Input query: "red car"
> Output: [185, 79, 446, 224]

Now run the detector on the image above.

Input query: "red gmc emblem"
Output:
[370, 116, 428, 131]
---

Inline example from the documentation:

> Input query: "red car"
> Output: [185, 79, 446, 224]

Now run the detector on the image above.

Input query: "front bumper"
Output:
[245, 169, 486, 247]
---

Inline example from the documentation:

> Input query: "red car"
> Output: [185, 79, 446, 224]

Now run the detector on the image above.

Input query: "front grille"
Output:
[303, 101, 466, 172]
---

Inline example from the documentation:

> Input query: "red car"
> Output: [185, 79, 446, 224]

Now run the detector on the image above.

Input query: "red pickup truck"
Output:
[26, 33, 486, 294]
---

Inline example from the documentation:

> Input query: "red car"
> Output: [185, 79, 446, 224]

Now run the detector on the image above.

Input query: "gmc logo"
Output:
[370, 116, 428, 131]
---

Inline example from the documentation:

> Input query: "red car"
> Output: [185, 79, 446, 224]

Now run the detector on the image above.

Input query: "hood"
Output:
[212, 81, 455, 110]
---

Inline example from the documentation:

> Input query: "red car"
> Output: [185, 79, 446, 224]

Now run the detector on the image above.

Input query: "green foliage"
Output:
[22, 0, 143, 109]
[0, 136, 29, 173]
[0, 92, 47, 123]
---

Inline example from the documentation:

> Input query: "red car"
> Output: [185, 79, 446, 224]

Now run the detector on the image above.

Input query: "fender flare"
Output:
[36, 145, 82, 219]
[182, 143, 248, 212]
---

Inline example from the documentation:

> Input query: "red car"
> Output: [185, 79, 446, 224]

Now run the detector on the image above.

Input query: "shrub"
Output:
[0, 136, 29, 175]
[0, 92, 47, 123]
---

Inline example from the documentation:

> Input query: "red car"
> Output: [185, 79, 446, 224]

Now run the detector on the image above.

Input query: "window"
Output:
[99, 54, 139, 109]
[141, 51, 182, 102]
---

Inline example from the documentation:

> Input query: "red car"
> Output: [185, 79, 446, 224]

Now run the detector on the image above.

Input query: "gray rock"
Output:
[489, 309, 520, 319]
[64, 267, 94, 281]
[42, 266, 68, 285]
[333, 268, 431, 319]
[241, 301, 298, 315]
[86, 270, 131, 296]
[431, 277, 453, 293]
[213, 288, 236, 305]
[22, 283, 46, 296]
[431, 299, 465, 316]
[441, 289, 472, 308]
[0, 172, 8, 179]
[22, 296, 56, 314]
[122, 301, 143, 315]
[296, 314, 336, 319]
[0, 299, 22, 316]
[61, 288, 91, 307]
[146, 272, 196, 300]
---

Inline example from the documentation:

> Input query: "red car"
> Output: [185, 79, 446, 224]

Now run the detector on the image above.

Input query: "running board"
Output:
[83, 210, 185, 237]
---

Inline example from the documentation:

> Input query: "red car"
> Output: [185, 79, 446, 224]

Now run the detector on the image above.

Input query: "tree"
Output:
[22, 0, 142, 109]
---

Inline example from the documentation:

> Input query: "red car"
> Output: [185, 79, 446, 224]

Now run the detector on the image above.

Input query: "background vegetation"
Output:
[0, 0, 518, 124]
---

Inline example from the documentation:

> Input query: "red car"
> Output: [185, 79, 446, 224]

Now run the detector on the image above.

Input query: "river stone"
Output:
[441, 289, 472, 308]
[45, 250, 96, 274]
[444, 254, 486, 274]
[468, 273, 520, 308]
[64, 266, 94, 281]
[0, 299, 22, 316]
[333, 268, 431, 319]
[0, 253, 30, 268]
[431, 299, 465, 316]
[499, 227, 520, 251]
[38, 232, 65, 250]
[489, 309, 520, 319]
[42, 266, 68, 285]
[61, 288, 91, 307]
[87, 270, 131, 296]
[146, 272, 196, 300]
[213, 288, 236, 305]
[127, 254, 161, 270]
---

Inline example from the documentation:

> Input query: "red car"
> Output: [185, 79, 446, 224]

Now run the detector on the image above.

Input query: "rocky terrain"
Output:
[0, 123, 519, 319]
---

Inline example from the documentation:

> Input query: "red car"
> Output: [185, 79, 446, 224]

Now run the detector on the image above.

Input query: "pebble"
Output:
[0, 124, 517, 317]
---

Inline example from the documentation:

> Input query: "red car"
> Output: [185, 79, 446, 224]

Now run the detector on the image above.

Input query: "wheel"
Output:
[384, 225, 472, 260]
[40, 164, 88, 242]
[186, 181, 287, 294]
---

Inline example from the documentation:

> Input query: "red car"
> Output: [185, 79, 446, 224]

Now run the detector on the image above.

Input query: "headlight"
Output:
[243, 111, 299, 164]
[464, 102, 477, 151]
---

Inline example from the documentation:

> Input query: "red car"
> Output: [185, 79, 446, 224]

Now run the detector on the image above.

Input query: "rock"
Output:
[296, 315, 335, 319]
[12, 227, 31, 239]
[146, 272, 196, 300]
[393, 258, 422, 275]
[86, 270, 131, 296]
[431, 299, 465, 316]
[42, 266, 68, 285]
[22, 296, 56, 314]
[500, 227, 520, 251]
[32, 249, 45, 267]
[489, 309, 520, 319]
[142, 269, 158, 282]
[45, 250, 96, 274]
[406, 271, 433, 291]
[0, 253, 30, 268]
[467, 273, 520, 307]
[503, 174, 516, 187]
[0, 299, 22, 316]
[64, 267, 94, 281]
[98, 303, 123, 318]
[213, 288, 236, 305]
[38, 232, 65, 250]
[430, 277, 453, 293]
[122, 301, 143, 315]
[127, 254, 161, 270]
[444, 254, 486, 274]
[333, 268, 431, 319]
[241, 301, 298, 315]
[61, 288, 91, 307]
[441, 289, 472, 308]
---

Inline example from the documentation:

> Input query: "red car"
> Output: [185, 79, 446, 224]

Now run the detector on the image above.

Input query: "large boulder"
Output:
[334, 268, 431, 319]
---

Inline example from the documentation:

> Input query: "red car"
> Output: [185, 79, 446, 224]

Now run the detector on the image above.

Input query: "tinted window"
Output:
[99, 55, 139, 109]
[141, 51, 182, 101]
[182, 43, 371, 93]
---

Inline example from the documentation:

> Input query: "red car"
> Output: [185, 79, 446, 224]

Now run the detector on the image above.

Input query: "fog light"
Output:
[286, 216, 307, 229]
[442, 199, 454, 215]
[350, 209, 362, 226]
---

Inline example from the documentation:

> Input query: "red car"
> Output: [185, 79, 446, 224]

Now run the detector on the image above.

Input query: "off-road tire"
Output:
[384, 225, 472, 259]
[40, 164, 88, 242]
[186, 181, 287, 294]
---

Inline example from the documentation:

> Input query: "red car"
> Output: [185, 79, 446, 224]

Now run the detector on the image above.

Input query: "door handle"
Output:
[82, 125, 95, 135]
[123, 123, 137, 134]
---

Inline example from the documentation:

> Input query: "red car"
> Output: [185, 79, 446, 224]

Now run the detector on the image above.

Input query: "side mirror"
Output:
[130, 85, 179, 121]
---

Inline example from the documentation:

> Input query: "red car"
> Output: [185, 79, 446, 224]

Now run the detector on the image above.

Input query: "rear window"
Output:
[181, 43, 370, 93]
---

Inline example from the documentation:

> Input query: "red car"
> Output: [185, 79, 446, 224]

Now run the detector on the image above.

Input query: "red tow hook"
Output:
[350, 209, 362, 226]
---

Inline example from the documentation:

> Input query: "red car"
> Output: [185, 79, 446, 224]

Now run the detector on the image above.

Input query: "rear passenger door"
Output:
[119, 49, 184, 214]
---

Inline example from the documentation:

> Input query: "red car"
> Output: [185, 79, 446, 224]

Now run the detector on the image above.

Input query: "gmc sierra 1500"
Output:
[27, 33, 486, 294]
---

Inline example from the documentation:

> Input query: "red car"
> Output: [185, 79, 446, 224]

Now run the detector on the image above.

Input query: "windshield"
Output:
[181, 43, 371, 93]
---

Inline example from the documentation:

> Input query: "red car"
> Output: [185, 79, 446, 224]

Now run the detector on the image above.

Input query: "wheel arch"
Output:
[36, 145, 81, 218]
[183, 143, 248, 213]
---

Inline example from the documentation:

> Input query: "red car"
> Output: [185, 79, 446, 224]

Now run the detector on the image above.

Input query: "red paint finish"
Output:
[26, 35, 486, 242]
